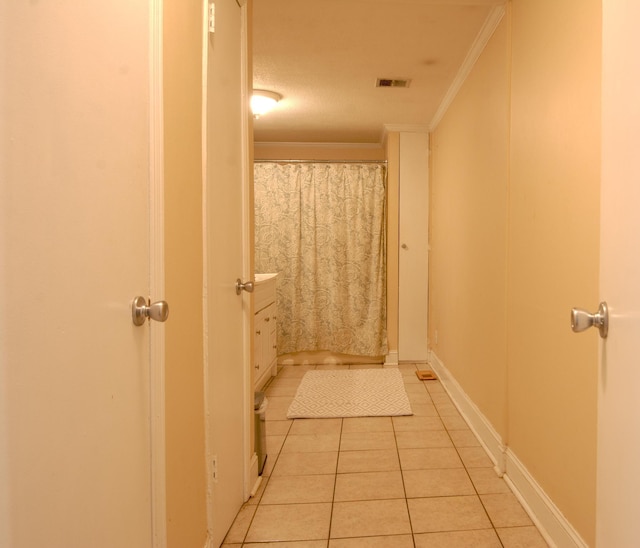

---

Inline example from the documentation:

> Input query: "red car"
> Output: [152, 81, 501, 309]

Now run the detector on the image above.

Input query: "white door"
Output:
[596, 1, 640, 545]
[0, 2, 163, 548]
[398, 132, 430, 362]
[204, 1, 252, 545]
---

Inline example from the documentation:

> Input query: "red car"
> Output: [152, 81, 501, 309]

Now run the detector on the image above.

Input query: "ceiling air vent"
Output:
[376, 78, 411, 88]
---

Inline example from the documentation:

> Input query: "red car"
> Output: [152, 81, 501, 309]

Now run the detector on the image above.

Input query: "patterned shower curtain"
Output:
[254, 162, 388, 357]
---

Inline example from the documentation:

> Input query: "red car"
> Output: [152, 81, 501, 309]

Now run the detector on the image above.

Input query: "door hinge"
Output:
[212, 455, 218, 482]
[208, 3, 215, 34]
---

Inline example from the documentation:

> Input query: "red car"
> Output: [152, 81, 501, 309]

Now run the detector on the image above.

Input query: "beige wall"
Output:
[508, 0, 600, 541]
[163, 1, 207, 546]
[429, 16, 510, 438]
[429, 1, 600, 544]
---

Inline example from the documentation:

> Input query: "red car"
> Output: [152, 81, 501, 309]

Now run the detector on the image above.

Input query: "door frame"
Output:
[239, 0, 257, 501]
[200, 0, 253, 542]
[150, 0, 167, 546]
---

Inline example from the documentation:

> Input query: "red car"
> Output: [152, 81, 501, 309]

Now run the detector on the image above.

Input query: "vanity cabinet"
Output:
[254, 273, 278, 390]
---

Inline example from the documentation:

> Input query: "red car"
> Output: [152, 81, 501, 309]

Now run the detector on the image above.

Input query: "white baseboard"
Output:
[505, 449, 587, 548]
[428, 351, 505, 474]
[384, 350, 399, 366]
[248, 452, 259, 499]
[428, 350, 587, 548]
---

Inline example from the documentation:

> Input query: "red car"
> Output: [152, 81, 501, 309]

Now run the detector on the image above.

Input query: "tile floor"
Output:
[222, 363, 549, 547]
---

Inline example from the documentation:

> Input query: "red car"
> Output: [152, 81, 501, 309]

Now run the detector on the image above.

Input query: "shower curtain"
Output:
[254, 162, 388, 357]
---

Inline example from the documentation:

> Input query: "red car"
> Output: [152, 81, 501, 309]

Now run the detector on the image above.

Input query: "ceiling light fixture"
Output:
[251, 89, 282, 118]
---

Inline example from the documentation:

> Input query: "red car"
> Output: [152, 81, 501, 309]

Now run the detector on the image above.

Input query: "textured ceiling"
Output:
[253, 0, 505, 144]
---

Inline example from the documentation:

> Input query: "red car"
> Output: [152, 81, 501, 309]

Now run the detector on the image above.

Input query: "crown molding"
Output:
[429, 4, 506, 131]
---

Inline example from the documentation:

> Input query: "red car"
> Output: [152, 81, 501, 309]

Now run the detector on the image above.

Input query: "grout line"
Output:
[326, 417, 343, 543]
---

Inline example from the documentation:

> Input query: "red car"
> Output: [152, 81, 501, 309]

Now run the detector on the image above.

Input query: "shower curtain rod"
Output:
[254, 159, 387, 165]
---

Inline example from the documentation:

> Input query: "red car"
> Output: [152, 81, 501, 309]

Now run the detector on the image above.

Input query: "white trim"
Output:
[428, 351, 505, 474]
[429, 5, 505, 131]
[382, 123, 431, 137]
[239, 0, 257, 502]
[384, 350, 399, 366]
[200, 0, 213, 543]
[505, 449, 588, 548]
[428, 350, 588, 548]
[149, 1, 167, 546]
[249, 454, 261, 497]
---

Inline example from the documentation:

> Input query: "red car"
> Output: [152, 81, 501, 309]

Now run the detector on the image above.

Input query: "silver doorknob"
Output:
[132, 296, 169, 326]
[235, 278, 254, 295]
[571, 301, 608, 339]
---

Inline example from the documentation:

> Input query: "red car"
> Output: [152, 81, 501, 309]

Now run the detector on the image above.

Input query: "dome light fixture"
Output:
[251, 89, 282, 118]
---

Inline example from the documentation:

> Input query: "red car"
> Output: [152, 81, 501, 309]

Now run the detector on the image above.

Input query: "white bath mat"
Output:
[287, 368, 413, 419]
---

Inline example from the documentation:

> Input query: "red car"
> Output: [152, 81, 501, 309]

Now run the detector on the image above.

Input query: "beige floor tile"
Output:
[244, 542, 327, 548]
[262, 453, 276, 477]
[267, 377, 302, 389]
[266, 420, 293, 436]
[331, 499, 411, 538]
[407, 392, 433, 404]
[272, 451, 338, 476]
[414, 529, 502, 547]
[340, 431, 397, 451]
[467, 468, 511, 495]
[349, 363, 383, 369]
[408, 495, 491, 533]
[246, 503, 332, 542]
[330, 534, 414, 547]
[261, 474, 335, 504]
[429, 392, 452, 405]
[290, 418, 342, 435]
[223, 504, 256, 543]
[316, 364, 350, 371]
[266, 396, 294, 421]
[395, 430, 453, 449]
[403, 469, 475, 498]
[334, 470, 405, 501]
[398, 447, 463, 470]
[405, 383, 431, 394]
[448, 429, 481, 448]
[410, 403, 439, 417]
[398, 363, 419, 371]
[278, 365, 316, 378]
[435, 403, 461, 417]
[401, 374, 423, 384]
[282, 433, 341, 453]
[266, 407, 291, 421]
[265, 385, 299, 397]
[441, 415, 469, 430]
[496, 525, 549, 547]
[338, 449, 400, 473]
[457, 446, 494, 468]
[266, 395, 294, 408]
[480, 493, 532, 528]
[425, 381, 446, 394]
[342, 416, 393, 433]
[392, 416, 445, 432]
[266, 435, 285, 455]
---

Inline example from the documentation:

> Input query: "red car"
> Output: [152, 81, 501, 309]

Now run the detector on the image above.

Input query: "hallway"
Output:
[222, 364, 548, 547]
